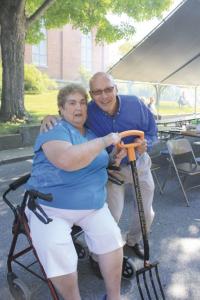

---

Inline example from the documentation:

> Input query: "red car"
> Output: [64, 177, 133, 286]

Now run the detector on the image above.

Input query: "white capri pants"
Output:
[26, 203, 124, 278]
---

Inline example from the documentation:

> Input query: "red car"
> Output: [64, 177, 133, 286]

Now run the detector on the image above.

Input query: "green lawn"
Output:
[25, 90, 58, 121]
[0, 92, 199, 135]
[0, 91, 58, 135]
[158, 100, 195, 115]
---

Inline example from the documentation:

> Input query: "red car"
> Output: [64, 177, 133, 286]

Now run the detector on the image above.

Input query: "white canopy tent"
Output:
[109, 0, 200, 87]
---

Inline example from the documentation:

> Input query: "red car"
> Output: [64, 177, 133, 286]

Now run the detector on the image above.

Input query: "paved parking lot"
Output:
[0, 159, 200, 299]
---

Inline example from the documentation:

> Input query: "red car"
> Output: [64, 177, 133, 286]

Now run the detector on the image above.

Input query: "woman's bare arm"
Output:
[42, 133, 121, 171]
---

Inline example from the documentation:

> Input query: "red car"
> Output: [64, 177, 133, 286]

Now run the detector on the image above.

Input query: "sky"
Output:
[108, 0, 183, 65]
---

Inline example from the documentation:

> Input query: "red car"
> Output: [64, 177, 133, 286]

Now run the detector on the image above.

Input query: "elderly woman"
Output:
[26, 83, 125, 300]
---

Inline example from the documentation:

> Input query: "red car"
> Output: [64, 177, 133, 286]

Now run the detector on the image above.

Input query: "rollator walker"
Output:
[3, 169, 136, 299]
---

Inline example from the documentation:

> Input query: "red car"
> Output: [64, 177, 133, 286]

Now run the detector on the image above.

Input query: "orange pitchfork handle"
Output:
[118, 130, 144, 161]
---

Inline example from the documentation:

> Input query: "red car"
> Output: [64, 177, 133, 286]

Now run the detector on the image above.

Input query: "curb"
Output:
[0, 147, 34, 166]
[0, 125, 40, 151]
[0, 154, 34, 166]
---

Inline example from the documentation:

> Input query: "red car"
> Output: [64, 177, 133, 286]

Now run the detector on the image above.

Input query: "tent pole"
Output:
[194, 86, 197, 115]
[155, 84, 159, 116]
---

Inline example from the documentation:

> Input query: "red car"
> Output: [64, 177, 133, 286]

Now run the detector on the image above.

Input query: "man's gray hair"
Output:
[89, 72, 115, 90]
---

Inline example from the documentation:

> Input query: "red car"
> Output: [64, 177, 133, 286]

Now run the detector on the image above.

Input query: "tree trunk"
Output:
[0, 2, 27, 121]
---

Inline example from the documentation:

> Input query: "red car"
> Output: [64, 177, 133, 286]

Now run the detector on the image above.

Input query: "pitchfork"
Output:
[118, 130, 166, 300]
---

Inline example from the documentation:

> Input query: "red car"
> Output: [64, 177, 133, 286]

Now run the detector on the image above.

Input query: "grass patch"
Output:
[25, 90, 58, 122]
[158, 100, 195, 115]
[0, 122, 22, 135]
[0, 91, 58, 135]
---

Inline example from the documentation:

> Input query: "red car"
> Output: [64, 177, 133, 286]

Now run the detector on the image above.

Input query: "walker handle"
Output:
[118, 130, 144, 161]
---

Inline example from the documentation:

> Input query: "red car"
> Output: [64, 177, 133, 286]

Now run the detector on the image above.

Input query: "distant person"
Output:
[140, 96, 147, 105]
[178, 92, 186, 108]
[148, 97, 161, 120]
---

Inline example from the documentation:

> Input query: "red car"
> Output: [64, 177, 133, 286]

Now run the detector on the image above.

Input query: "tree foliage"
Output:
[26, 0, 172, 44]
[118, 40, 135, 57]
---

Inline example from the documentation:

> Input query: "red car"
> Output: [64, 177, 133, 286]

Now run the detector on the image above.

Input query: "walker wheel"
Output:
[122, 256, 136, 279]
[74, 240, 88, 259]
[7, 273, 31, 300]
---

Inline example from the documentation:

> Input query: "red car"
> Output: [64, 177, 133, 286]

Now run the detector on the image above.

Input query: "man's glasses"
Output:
[91, 86, 115, 96]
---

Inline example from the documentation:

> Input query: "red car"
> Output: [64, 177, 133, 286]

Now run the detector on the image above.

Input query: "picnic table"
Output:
[158, 126, 200, 140]
[156, 113, 200, 127]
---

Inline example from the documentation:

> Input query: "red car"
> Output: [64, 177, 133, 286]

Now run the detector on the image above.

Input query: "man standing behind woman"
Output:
[88, 73, 157, 259]
[42, 72, 158, 260]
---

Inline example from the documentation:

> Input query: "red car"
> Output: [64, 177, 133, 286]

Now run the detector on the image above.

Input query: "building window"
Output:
[32, 28, 47, 67]
[81, 32, 92, 72]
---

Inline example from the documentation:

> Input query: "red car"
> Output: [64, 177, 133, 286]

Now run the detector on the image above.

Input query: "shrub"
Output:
[24, 64, 57, 94]
[79, 66, 92, 89]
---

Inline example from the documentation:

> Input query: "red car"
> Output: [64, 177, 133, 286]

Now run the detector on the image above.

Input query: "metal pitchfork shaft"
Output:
[118, 130, 165, 300]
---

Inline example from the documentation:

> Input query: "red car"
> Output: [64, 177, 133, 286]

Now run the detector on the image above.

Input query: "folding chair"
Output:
[149, 141, 166, 194]
[193, 140, 200, 163]
[166, 138, 200, 206]
[151, 163, 164, 194]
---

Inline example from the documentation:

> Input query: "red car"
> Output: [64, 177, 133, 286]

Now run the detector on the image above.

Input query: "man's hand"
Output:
[113, 148, 127, 166]
[109, 147, 127, 167]
[135, 138, 147, 155]
[40, 115, 60, 133]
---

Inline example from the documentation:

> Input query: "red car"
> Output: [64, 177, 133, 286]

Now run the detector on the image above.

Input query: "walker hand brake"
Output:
[27, 190, 53, 224]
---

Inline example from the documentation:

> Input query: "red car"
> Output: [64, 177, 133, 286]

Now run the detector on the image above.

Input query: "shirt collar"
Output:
[117, 95, 121, 114]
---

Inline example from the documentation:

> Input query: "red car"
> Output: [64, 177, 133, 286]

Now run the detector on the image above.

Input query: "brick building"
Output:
[24, 25, 110, 83]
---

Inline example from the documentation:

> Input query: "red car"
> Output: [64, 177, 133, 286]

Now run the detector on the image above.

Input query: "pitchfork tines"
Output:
[136, 261, 165, 300]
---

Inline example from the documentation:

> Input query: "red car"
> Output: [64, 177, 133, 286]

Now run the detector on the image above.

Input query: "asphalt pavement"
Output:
[0, 151, 200, 299]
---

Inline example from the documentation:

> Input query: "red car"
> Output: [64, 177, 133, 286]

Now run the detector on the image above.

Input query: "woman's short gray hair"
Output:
[57, 83, 88, 108]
